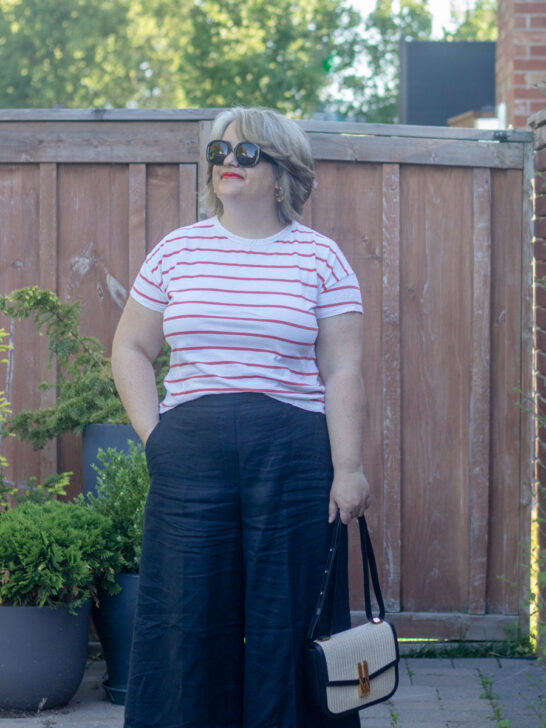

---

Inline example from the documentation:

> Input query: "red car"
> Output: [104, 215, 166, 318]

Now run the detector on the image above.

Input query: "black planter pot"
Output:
[92, 572, 139, 705]
[0, 601, 91, 711]
[82, 423, 140, 497]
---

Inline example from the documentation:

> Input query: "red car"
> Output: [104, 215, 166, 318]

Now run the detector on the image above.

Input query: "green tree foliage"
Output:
[0, 0, 362, 116]
[176, 0, 361, 114]
[0, 0, 145, 107]
[443, 0, 497, 42]
[325, 0, 433, 123]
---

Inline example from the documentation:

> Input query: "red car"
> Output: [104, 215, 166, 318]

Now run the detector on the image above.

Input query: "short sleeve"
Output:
[316, 239, 363, 319]
[130, 246, 169, 313]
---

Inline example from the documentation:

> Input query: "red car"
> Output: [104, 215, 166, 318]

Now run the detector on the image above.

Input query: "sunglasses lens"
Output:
[207, 140, 229, 165]
[235, 142, 260, 167]
[206, 140, 266, 167]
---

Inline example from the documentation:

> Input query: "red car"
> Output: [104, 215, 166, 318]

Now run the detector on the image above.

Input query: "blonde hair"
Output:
[203, 107, 315, 225]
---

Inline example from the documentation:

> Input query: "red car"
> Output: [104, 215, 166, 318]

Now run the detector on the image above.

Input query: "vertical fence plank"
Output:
[519, 143, 535, 633]
[198, 121, 213, 220]
[38, 163, 59, 482]
[179, 164, 198, 227]
[382, 164, 402, 612]
[129, 164, 147, 284]
[468, 168, 492, 614]
[400, 166, 472, 614]
[488, 169, 523, 616]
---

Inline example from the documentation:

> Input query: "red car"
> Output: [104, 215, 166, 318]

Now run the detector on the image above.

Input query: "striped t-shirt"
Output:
[130, 216, 363, 414]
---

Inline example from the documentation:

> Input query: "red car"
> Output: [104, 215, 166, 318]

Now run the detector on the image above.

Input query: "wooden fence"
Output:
[0, 110, 534, 640]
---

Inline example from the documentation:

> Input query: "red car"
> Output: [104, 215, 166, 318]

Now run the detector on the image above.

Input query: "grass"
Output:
[400, 636, 536, 659]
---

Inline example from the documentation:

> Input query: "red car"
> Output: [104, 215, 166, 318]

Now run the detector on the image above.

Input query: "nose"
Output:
[223, 148, 238, 166]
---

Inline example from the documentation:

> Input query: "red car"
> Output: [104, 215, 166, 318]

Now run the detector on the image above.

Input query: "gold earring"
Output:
[274, 185, 284, 203]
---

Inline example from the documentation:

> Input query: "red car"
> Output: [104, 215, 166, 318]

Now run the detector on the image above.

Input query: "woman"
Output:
[112, 107, 370, 728]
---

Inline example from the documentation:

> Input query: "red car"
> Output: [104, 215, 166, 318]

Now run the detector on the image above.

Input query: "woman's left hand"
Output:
[328, 470, 371, 525]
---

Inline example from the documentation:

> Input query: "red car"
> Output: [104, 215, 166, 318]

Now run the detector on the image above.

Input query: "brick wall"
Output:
[531, 107, 546, 654]
[497, 0, 546, 128]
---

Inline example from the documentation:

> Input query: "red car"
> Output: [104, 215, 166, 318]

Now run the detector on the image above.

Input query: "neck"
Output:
[219, 204, 286, 239]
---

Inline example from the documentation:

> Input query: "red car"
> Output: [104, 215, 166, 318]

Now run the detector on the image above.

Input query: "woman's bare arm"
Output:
[112, 297, 165, 444]
[316, 312, 370, 524]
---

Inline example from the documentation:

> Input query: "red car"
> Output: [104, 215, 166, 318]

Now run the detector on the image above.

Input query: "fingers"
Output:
[328, 496, 338, 523]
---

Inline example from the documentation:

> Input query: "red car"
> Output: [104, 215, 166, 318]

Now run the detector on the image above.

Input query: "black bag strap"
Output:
[307, 514, 386, 642]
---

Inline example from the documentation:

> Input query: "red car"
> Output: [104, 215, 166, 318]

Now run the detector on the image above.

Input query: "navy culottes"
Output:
[124, 393, 359, 728]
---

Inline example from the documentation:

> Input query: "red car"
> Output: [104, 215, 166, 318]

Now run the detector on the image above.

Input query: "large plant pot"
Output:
[92, 572, 139, 705]
[0, 601, 91, 711]
[82, 423, 139, 497]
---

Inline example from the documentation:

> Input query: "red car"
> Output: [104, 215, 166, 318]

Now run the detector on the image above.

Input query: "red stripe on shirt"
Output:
[163, 313, 318, 333]
[167, 385, 324, 398]
[132, 284, 166, 305]
[316, 300, 363, 310]
[165, 372, 320, 388]
[169, 287, 316, 304]
[171, 345, 316, 361]
[165, 299, 316, 317]
[165, 330, 314, 347]
[167, 273, 316, 289]
[169, 359, 318, 376]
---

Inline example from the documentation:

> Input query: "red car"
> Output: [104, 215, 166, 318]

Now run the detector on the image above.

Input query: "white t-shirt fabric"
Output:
[130, 216, 363, 414]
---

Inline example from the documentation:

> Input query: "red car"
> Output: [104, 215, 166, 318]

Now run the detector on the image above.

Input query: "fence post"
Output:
[530, 108, 546, 657]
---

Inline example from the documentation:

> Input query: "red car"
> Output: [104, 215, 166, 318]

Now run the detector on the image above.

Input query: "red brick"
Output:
[536, 194, 546, 216]
[515, 72, 528, 85]
[536, 327, 546, 351]
[537, 395, 546, 419]
[537, 371, 546, 397]
[537, 446, 546, 479]
[537, 304, 546, 326]
[534, 239, 546, 260]
[536, 178, 546, 196]
[515, 15, 529, 28]
[536, 448, 546, 477]
[530, 100, 546, 113]
[515, 58, 546, 70]
[517, 86, 546, 98]
[536, 281, 546, 307]
[514, 29, 546, 42]
[530, 15, 546, 27]
[530, 45, 546, 56]
[537, 349, 546, 373]
[516, 1, 546, 10]
[516, 43, 529, 57]
[536, 261, 546, 281]
[536, 458, 546, 486]
[536, 306, 546, 330]
[536, 218, 546, 238]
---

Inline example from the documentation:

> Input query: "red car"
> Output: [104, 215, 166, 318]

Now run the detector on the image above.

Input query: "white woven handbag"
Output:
[305, 515, 399, 717]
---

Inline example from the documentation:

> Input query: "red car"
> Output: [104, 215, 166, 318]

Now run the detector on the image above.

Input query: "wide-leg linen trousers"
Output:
[124, 393, 359, 728]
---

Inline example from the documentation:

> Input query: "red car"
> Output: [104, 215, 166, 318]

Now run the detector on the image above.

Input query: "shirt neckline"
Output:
[214, 216, 294, 246]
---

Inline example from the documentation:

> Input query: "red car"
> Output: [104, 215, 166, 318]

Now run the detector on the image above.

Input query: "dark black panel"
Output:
[399, 41, 496, 126]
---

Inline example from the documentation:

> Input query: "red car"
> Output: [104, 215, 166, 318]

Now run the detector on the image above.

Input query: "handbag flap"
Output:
[316, 620, 398, 684]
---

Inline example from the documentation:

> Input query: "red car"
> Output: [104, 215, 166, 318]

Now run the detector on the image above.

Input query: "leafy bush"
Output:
[0, 286, 169, 449]
[0, 328, 13, 495]
[0, 499, 122, 611]
[81, 442, 150, 574]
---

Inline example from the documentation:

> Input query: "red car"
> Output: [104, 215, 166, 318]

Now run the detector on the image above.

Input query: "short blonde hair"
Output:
[203, 107, 315, 225]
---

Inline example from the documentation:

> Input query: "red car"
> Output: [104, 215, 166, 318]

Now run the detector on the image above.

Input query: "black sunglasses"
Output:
[206, 139, 274, 168]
